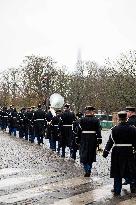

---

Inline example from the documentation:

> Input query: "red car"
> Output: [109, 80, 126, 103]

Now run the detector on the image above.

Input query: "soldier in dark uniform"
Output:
[71, 112, 83, 160]
[25, 107, 34, 142]
[126, 106, 136, 126]
[18, 107, 26, 138]
[23, 107, 31, 140]
[59, 103, 76, 158]
[78, 106, 102, 177]
[8, 105, 14, 135]
[33, 104, 47, 145]
[0, 107, 2, 129]
[29, 106, 35, 143]
[9, 107, 18, 136]
[45, 106, 53, 140]
[122, 106, 136, 185]
[50, 109, 62, 151]
[1, 106, 9, 131]
[103, 111, 136, 195]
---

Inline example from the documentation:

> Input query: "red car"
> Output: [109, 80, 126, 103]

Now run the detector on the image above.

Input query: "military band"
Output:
[0, 103, 136, 196]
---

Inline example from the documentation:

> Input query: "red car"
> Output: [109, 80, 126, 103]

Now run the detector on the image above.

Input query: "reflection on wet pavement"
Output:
[0, 176, 101, 203]
[50, 185, 113, 205]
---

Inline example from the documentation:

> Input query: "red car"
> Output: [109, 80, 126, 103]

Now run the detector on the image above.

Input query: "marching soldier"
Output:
[78, 106, 102, 177]
[18, 107, 26, 138]
[33, 104, 47, 145]
[9, 107, 18, 137]
[25, 107, 34, 142]
[1, 106, 9, 131]
[122, 106, 136, 186]
[0, 107, 2, 129]
[71, 112, 83, 160]
[8, 105, 14, 135]
[23, 107, 31, 141]
[50, 109, 62, 152]
[103, 111, 136, 195]
[126, 106, 136, 126]
[45, 106, 53, 140]
[29, 106, 35, 143]
[59, 103, 76, 158]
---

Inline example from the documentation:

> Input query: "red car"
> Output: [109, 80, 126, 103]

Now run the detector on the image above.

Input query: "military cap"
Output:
[37, 104, 42, 108]
[126, 106, 135, 112]
[10, 104, 14, 107]
[56, 109, 61, 113]
[76, 112, 83, 118]
[118, 111, 127, 118]
[85, 106, 95, 111]
[20, 107, 26, 111]
[64, 103, 70, 109]
[31, 106, 35, 109]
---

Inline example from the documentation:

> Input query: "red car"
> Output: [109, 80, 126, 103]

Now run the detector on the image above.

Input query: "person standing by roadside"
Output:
[78, 106, 102, 177]
[103, 111, 136, 195]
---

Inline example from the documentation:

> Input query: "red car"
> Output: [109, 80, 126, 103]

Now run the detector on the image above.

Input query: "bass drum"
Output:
[49, 93, 64, 109]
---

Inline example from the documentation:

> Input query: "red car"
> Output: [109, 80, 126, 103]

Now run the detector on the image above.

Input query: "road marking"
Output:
[0, 176, 100, 203]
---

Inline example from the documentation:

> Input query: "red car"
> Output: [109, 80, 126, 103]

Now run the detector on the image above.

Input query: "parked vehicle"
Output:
[95, 114, 113, 129]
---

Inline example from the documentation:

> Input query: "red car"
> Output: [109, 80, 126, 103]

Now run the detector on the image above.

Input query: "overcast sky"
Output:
[0, 0, 136, 71]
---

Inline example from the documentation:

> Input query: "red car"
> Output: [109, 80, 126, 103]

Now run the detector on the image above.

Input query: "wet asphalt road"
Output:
[0, 129, 135, 204]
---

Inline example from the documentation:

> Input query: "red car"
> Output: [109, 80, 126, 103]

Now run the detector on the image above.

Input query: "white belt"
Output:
[54, 125, 58, 127]
[115, 144, 132, 146]
[36, 119, 44, 121]
[4, 116, 8, 118]
[63, 125, 72, 127]
[82, 131, 96, 134]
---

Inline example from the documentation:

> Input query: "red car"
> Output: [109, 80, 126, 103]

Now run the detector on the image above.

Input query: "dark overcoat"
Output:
[127, 115, 136, 127]
[79, 115, 102, 164]
[9, 110, 18, 128]
[104, 122, 136, 178]
[33, 108, 46, 137]
[60, 110, 76, 147]
[50, 114, 61, 141]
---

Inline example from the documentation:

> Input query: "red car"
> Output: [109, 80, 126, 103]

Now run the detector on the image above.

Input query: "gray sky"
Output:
[0, 0, 136, 71]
